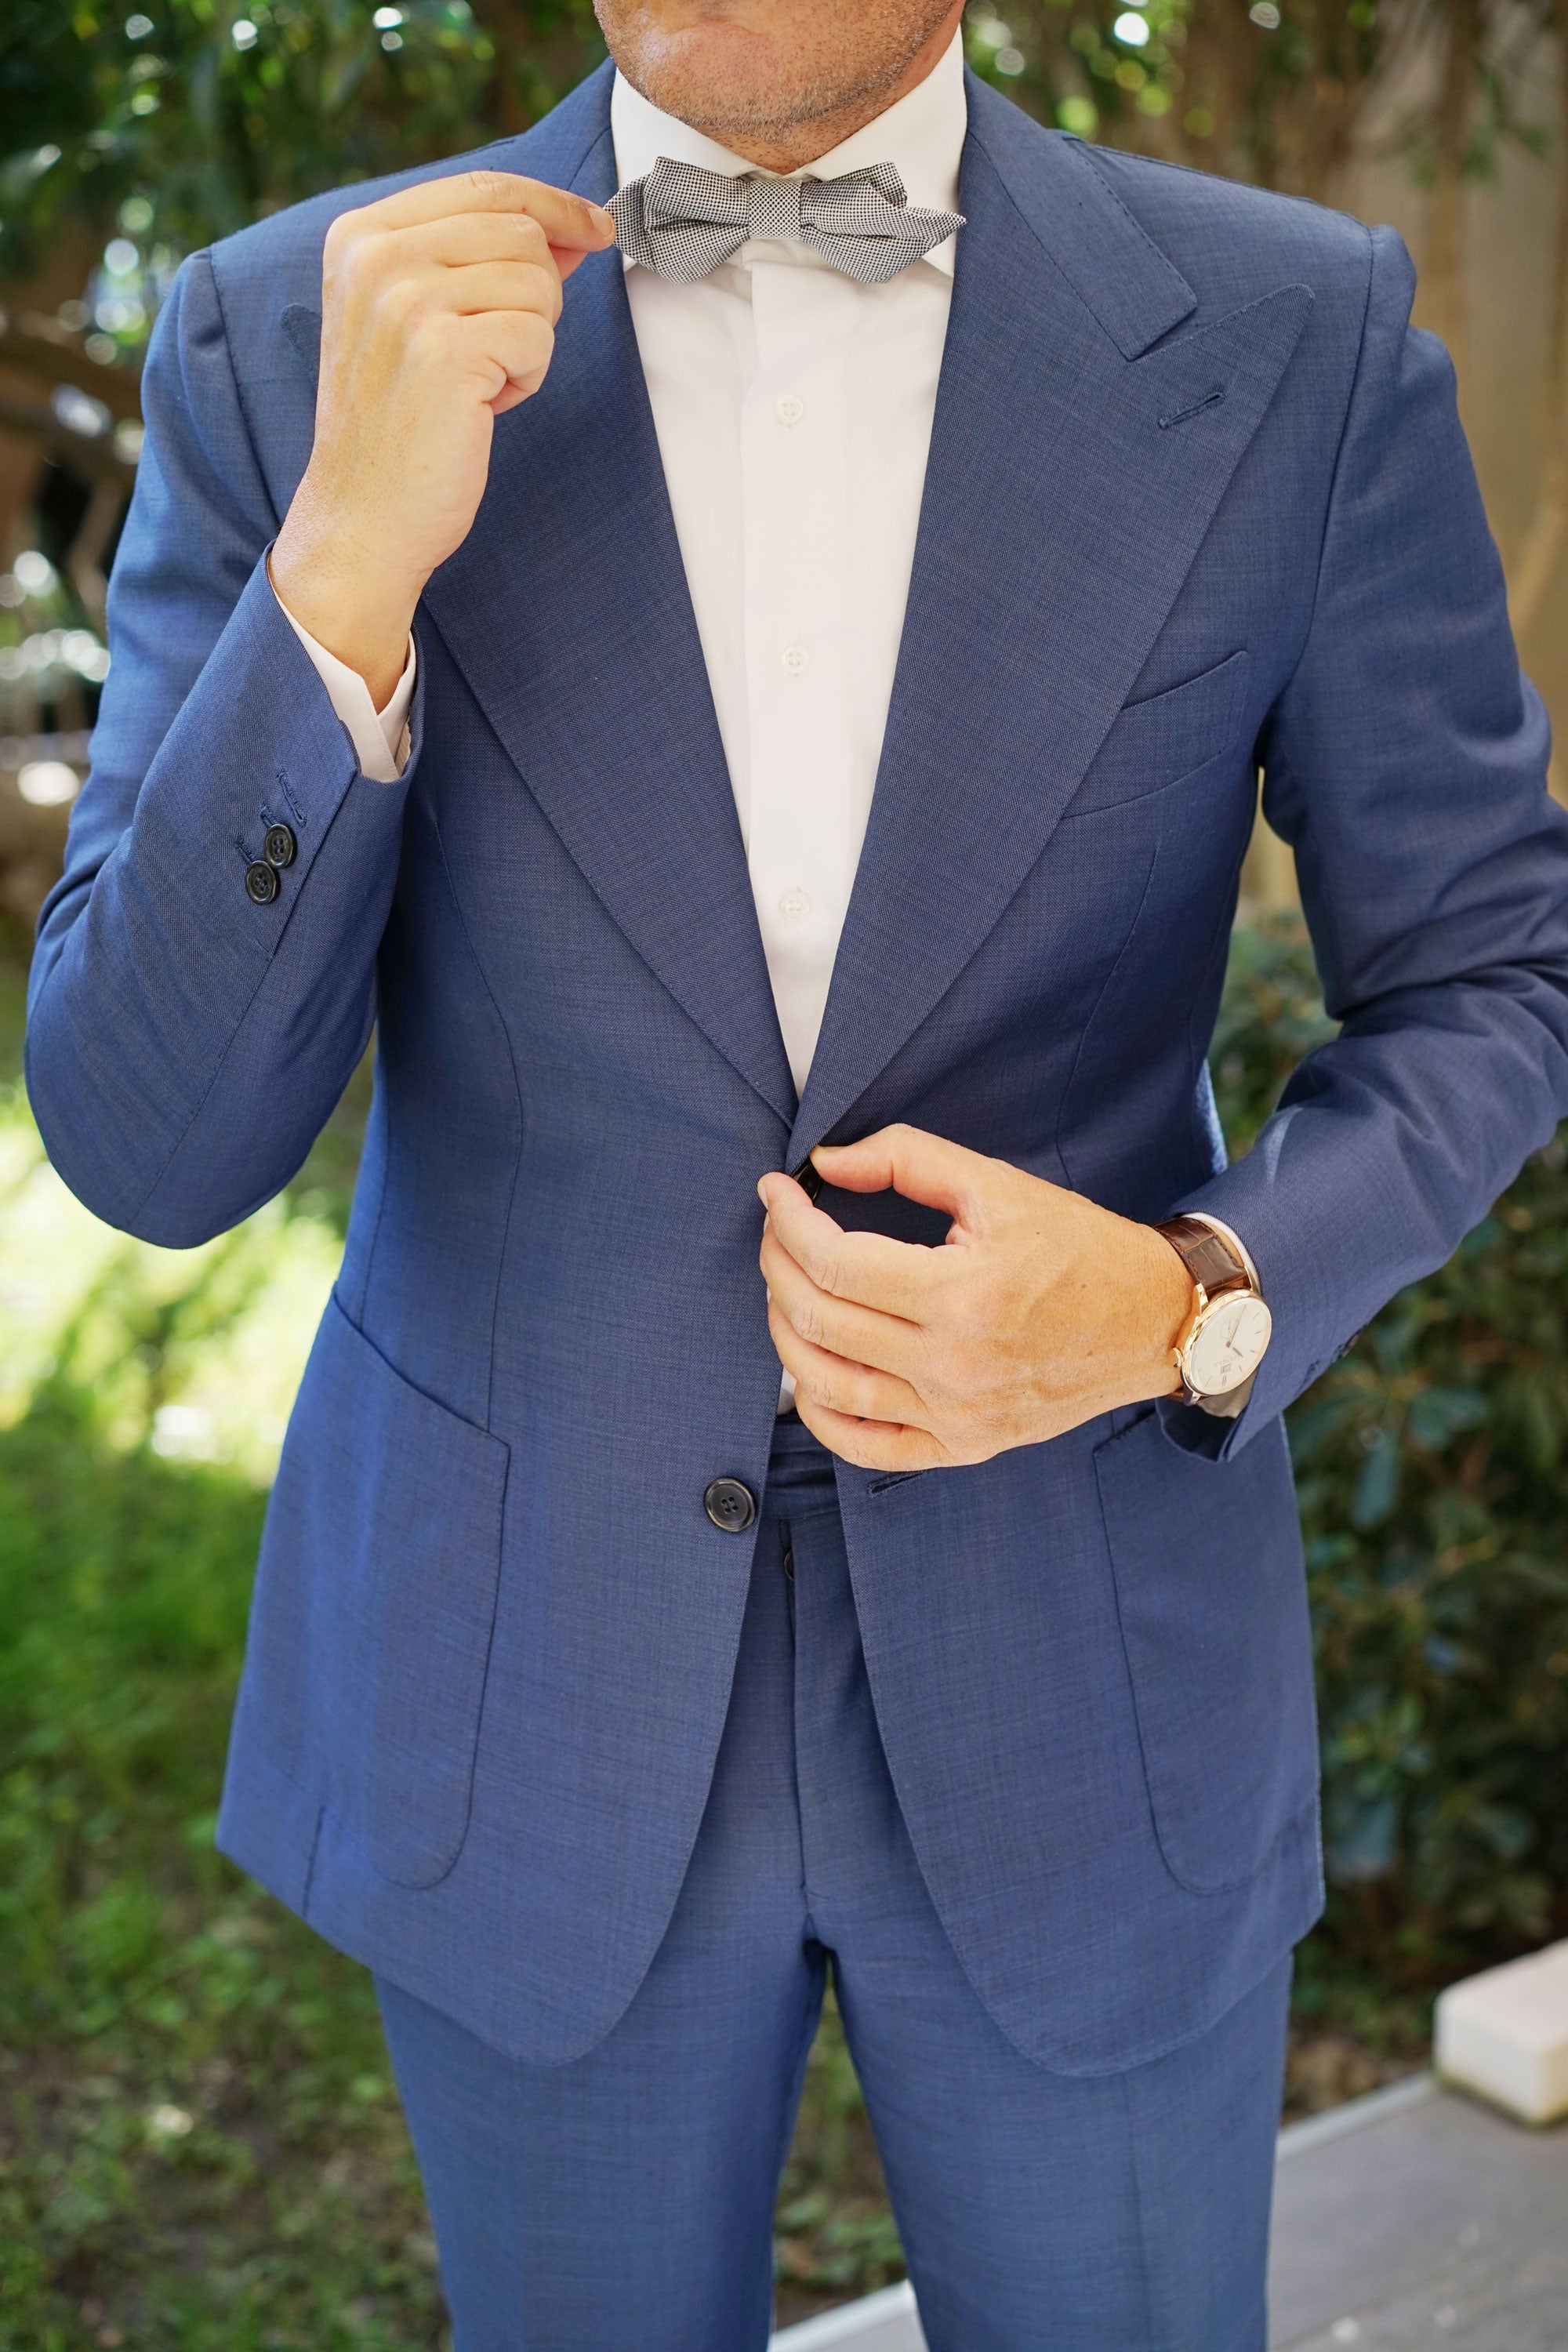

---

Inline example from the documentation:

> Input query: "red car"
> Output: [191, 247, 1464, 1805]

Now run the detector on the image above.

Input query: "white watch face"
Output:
[1186, 1294, 1272, 1396]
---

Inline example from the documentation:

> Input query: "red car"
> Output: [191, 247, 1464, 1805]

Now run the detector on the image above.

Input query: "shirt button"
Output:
[778, 887, 812, 925]
[780, 642, 810, 677]
[773, 391, 806, 427]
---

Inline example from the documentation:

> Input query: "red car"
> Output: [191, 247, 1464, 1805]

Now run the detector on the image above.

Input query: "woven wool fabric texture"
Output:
[608, 154, 965, 284]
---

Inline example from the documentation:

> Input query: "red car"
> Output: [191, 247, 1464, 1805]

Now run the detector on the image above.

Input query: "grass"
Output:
[0, 1074, 437, 2349]
[0, 938, 1431, 2347]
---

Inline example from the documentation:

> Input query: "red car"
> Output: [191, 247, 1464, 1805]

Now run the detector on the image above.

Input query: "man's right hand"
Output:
[270, 170, 616, 709]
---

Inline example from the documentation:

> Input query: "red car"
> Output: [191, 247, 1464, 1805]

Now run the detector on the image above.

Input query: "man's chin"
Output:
[616, 31, 850, 142]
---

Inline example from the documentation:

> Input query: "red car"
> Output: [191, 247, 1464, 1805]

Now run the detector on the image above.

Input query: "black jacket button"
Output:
[263, 822, 297, 869]
[703, 1477, 757, 1534]
[245, 860, 280, 905]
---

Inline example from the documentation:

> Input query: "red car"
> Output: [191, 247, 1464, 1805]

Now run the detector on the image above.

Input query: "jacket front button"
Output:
[703, 1476, 757, 1534]
[263, 822, 297, 868]
[244, 860, 280, 905]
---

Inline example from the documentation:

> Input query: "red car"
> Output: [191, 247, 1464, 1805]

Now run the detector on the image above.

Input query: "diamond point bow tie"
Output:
[608, 156, 964, 286]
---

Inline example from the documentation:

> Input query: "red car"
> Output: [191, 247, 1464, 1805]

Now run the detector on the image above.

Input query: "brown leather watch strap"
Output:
[1154, 1214, 1250, 1301]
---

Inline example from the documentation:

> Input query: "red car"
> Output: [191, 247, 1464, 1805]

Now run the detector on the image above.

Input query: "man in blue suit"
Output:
[25, 0, 1568, 2336]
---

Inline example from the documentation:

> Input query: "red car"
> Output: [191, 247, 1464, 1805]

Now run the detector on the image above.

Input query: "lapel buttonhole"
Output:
[1159, 385, 1227, 431]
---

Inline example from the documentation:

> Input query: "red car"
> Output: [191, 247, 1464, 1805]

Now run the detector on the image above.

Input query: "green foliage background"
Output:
[0, 0, 604, 273]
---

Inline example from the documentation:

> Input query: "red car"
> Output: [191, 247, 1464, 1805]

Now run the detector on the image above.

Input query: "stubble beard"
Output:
[598, 0, 958, 144]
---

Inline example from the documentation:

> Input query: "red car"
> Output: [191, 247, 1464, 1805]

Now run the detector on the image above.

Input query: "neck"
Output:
[699, 8, 964, 172]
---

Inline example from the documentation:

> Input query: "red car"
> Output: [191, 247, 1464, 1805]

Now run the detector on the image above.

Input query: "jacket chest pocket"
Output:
[1065, 649, 1252, 820]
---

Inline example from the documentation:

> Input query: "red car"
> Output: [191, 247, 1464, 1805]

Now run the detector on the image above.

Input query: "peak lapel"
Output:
[788, 95, 1312, 1167]
[418, 102, 797, 1128]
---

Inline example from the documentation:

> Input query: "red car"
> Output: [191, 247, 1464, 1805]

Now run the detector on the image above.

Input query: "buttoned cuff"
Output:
[270, 581, 416, 782]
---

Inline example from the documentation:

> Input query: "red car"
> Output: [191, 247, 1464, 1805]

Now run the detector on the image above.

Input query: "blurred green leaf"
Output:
[0, 0, 605, 280]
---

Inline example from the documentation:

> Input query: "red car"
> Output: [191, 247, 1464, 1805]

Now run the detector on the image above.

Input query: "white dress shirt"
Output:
[280, 34, 965, 1097]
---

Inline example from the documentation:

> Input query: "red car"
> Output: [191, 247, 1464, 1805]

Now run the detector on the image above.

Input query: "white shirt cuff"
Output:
[272, 584, 416, 782]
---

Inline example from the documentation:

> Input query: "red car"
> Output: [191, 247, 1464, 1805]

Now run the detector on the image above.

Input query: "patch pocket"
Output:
[1094, 1406, 1316, 1894]
[1066, 650, 1251, 818]
[251, 1290, 510, 1889]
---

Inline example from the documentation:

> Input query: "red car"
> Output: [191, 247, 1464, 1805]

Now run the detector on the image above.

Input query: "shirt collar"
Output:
[609, 29, 967, 279]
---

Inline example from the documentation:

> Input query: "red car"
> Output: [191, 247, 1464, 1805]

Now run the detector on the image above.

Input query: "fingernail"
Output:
[593, 205, 615, 233]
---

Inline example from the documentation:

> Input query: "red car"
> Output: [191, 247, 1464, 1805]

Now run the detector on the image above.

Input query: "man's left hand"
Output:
[757, 1125, 1192, 1472]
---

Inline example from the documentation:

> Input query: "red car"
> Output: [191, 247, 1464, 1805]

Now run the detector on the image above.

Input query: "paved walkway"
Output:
[771, 2077, 1568, 2351]
[1270, 2077, 1567, 2350]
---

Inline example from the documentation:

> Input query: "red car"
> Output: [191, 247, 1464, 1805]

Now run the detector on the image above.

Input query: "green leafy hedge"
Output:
[1215, 920, 1568, 2002]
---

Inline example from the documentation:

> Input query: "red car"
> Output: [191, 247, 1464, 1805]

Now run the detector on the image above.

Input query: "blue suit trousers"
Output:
[376, 1424, 1291, 2351]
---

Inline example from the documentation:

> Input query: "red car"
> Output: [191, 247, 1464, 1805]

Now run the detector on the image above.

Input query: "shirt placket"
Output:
[741, 260, 856, 1096]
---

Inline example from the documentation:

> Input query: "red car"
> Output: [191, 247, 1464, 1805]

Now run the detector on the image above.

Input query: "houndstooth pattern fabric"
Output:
[608, 155, 964, 286]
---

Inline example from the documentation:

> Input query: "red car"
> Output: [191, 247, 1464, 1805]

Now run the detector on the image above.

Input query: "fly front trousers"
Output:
[376, 1421, 1291, 2351]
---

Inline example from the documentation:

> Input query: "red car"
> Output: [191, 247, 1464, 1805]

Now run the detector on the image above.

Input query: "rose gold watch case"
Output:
[1180, 1290, 1272, 1399]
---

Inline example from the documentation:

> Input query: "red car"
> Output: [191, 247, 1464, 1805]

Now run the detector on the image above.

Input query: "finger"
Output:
[359, 214, 586, 290]
[760, 1226, 923, 1379]
[553, 241, 600, 285]
[757, 1174, 942, 1318]
[448, 310, 556, 403]
[791, 1393, 946, 1475]
[768, 1298, 929, 1428]
[375, 209, 560, 275]
[811, 1123, 996, 1225]
[342, 169, 615, 250]
[430, 260, 563, 323]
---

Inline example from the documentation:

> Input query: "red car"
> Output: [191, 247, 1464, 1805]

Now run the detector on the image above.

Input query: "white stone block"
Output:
[1434, 1936, 1568, 2125]
[770, 2280, 925, 2351]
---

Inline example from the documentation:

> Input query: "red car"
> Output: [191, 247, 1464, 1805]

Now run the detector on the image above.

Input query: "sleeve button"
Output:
[263, 822, 297, 868]
[245, 860, 281, 905]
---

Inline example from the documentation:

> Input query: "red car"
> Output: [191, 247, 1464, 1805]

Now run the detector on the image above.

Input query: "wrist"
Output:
[271, 489, 423, 710]
[1127, 1219, 1193, 1400]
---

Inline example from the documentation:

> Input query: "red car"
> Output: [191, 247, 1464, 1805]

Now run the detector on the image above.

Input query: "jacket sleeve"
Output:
[25, 248, 420, 1247]
[1164, 224, 1568, 1460]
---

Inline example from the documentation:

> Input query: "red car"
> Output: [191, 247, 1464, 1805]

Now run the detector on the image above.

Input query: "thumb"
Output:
[554, 241, 601, 282]
[811, 1124, 991, 1225]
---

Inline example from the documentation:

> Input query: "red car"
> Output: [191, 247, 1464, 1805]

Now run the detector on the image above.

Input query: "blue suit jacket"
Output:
[27, 65, 1568, 2071]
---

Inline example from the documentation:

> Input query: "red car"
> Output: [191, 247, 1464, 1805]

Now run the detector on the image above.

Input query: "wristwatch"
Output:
[1154, 1214, 1272, 1416]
